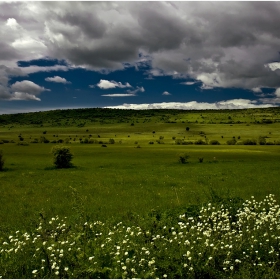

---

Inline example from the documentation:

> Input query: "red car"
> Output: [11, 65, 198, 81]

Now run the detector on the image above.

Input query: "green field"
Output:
[1, 107, 280, 278]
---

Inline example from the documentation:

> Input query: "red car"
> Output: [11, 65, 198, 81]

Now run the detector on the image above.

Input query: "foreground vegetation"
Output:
[1, 194, 280, 278]
[1, 107, 280, 278]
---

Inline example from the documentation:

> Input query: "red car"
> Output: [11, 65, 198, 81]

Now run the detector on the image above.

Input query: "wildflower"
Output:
[55, 271, 59, 275]
[32, 270, 37, 274]
[163, 274, 167, 278]
[122, 266, 127, 270]
[64, 267, 69, 271]
[89, 256, 94, 261]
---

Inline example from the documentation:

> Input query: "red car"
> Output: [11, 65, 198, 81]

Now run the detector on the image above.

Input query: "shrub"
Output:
[40, 136, 50, 143]
[226, 139, 237, 145]
[194, 139, 207, 145]
[0, 150, 4, 171]
[209, 140, 220, 145]
[0, 140, 3, 144]
[51, 146, 73, 169]
[175, 139, 182, 145]
[266, 141, 275, 145]
[275, 140, 280, 145]
[159, 136, 164, 140]
[172, 136, 176, 140]
[179, 153, 189, 164]
[17, 141, 29, 146]
[109, 138, 115, 144]
[101, 144, 107, 147]
[242, 139, 257, 145]
[182, 141, 193, 145]
[186, 127, 190, 131]
[149, 141, 154, 144]
[258, 136, 266, 145]
[198, 157, 204, 163]
[2, 140, 9, 143]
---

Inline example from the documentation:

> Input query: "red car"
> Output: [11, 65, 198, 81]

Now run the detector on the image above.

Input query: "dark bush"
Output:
[242, 139, 257, 145]
[0, 150, 4, 171]
[194, 139, 207, 145]
[258, 136, 266, 145]
[226, 139, 237, 145]
[51, 146, 73, 168]
[40, 136, 50, 143]
[209, 140, 220, 145]
[198, 157, 204, 163]
[109, 138, 115, 144]
[175, 139, 182, 145]
[182, 141, 193, 145]
[0, 141, 3, 144]
[101, 144, 107, 147]
[17, 141, 29, 146]
[179, 153, 189, 164]
[149, 141, 154, 144]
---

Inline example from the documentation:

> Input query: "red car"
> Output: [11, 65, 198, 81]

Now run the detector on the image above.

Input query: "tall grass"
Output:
[1, 194, 280, 278]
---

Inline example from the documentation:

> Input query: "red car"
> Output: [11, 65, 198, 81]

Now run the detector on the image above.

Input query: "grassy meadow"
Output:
[1, 107, 280, 278]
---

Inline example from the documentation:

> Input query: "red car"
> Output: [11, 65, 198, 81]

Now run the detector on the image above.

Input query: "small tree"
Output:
[179, 153, 189, 164]
[0, 150, 4, 171]
[186, 127, 190, 131]
[51, 146, 73, 168]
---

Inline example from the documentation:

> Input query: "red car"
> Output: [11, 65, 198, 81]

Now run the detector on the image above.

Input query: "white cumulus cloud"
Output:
[101, 93, 136, 97]
[45, 76, 71, 84]
[105, 99, 275, 110]
[11, 80, 49, 95]
[97, 79, 132, 89]
[162, 91, 171, 95]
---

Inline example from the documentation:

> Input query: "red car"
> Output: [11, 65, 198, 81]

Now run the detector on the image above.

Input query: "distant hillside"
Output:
[0, 107, 280, 127]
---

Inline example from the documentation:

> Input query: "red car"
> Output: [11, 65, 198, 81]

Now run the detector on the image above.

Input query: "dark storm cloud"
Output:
[1, 1, 280, 97]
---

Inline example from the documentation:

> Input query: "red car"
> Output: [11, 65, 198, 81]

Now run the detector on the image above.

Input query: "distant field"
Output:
[0, 107, 280, 230]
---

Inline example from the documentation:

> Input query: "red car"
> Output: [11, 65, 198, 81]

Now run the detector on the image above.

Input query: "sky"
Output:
[1, 1, 280, 114]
